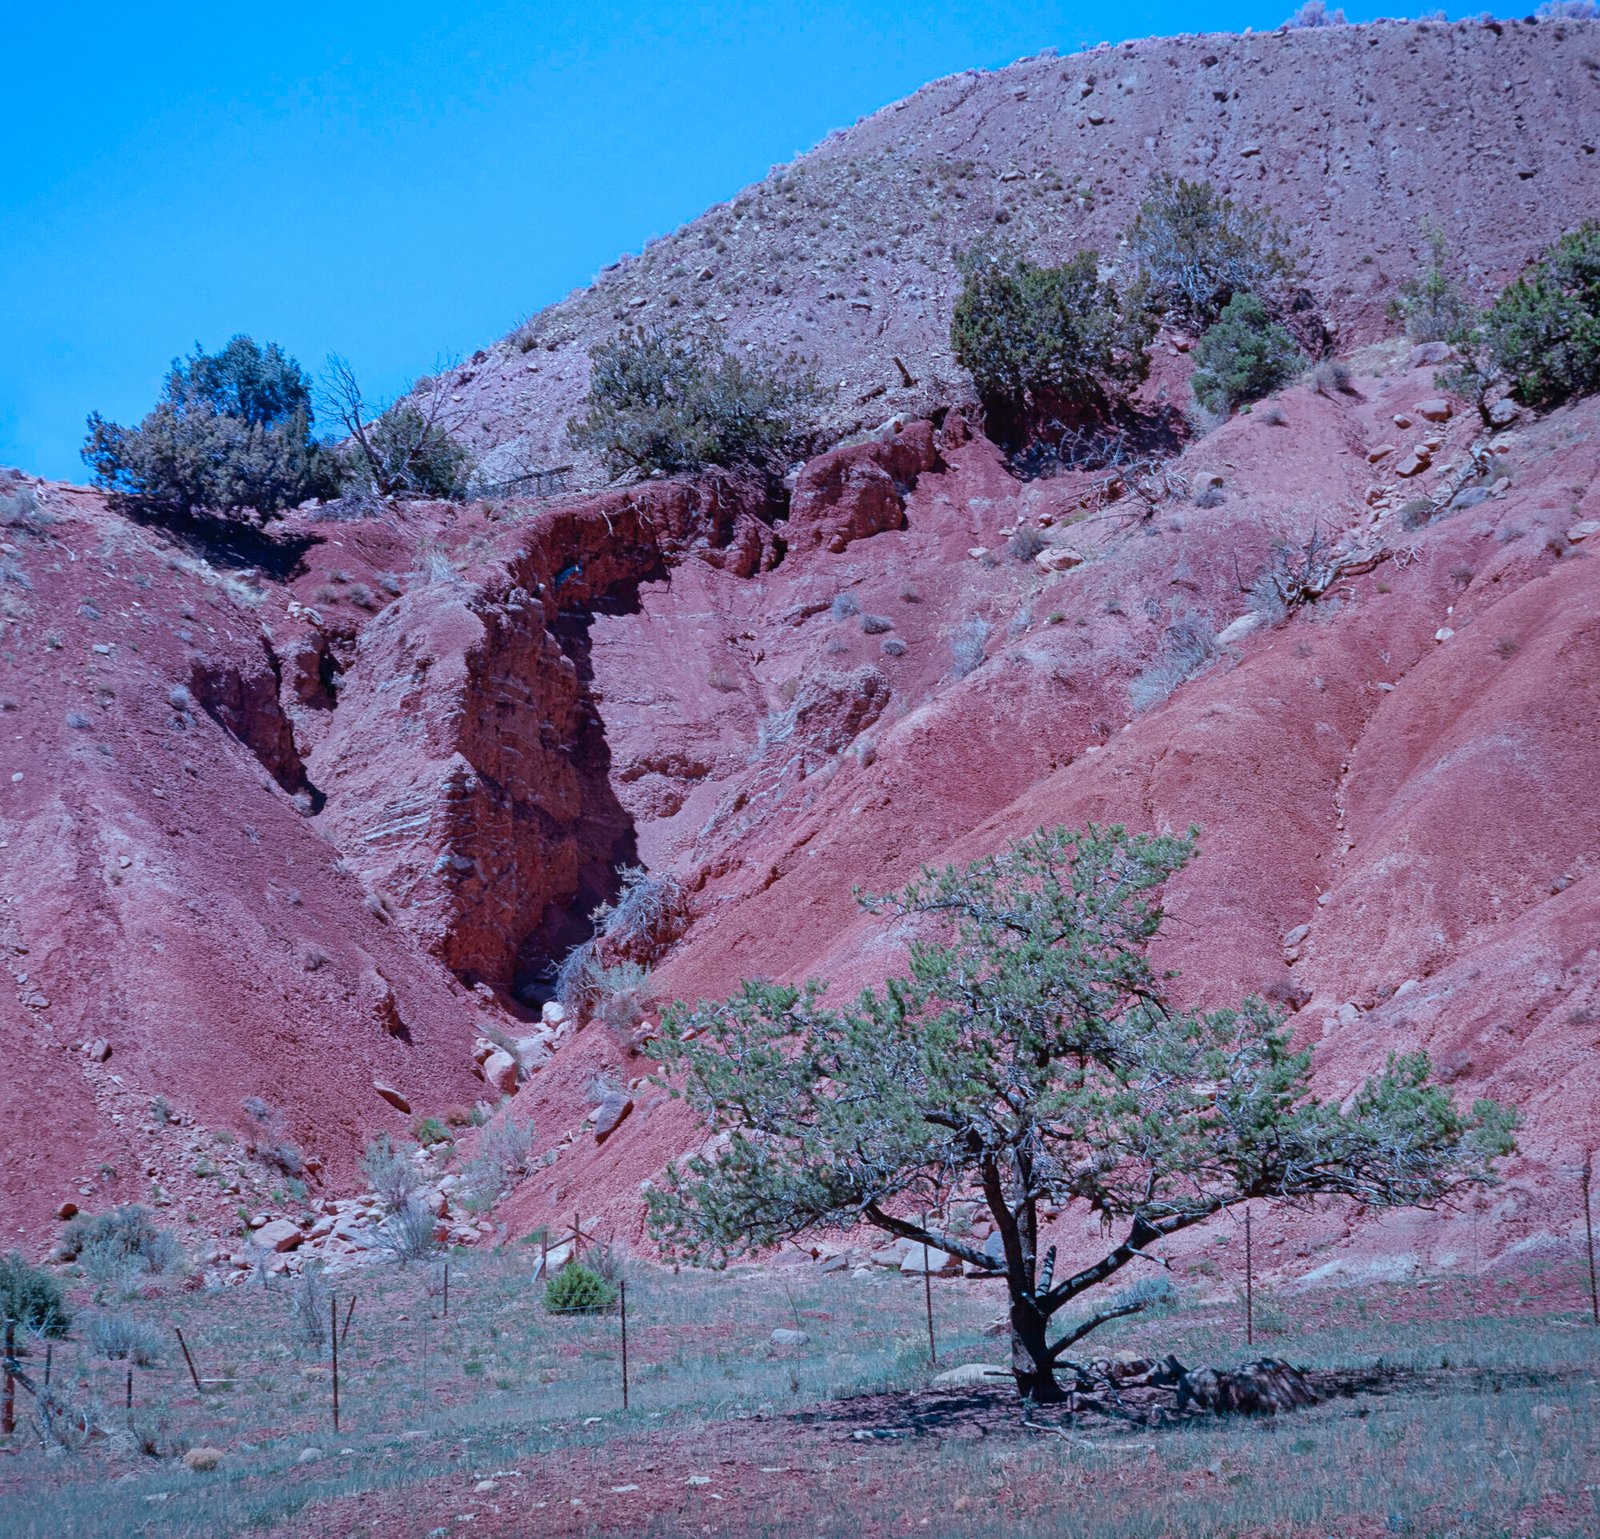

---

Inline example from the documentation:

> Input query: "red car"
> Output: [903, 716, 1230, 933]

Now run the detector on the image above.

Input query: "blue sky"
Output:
[4, 1, 1456, 481]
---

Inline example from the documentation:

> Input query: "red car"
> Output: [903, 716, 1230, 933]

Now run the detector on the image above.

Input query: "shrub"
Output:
[83, 336, 330, 524]
[567, 325, 823, 478]
[462, 1114, 536, 1210]
[1190, 295, 1303, 414]
[61, 1206, 180, 1275]
[1389, 227, 1471, 344]
[947, 618, 991, 678]
[0, 1251, 70, 1337]
[545, 1262, 617, 1314]
[1312, 359, 1355, 397]
[378, 1196, 438, 1265]
[1467, 221, 1600, 410]
[881, 637, 908, 657]
[859, 612, 894, 634]
[1129, 613, 1218, 711]
[1006, 525, 1047, 561]
[322, 357, 475, 501]
[1126, 176, 1299, 329]
[290, 1263, 330, 1353]
[361, 1133, 422, 1213]
[950, 242, 1154, 437]
[1288, 0, 1346, 22]
[830, 591, 860, 620]
[88, 1311, 164, 1365]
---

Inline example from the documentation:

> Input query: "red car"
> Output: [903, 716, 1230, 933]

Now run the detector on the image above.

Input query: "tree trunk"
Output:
[1008, 1296, 1065, 1403]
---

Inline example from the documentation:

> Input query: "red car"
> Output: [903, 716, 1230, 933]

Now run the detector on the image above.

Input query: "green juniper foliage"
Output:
[83, 336, 329, 523]
[1389, 225, 1471, 344]
[568, 325, 823, 478]
[544, 1262, 618, 1314]
[648, 825, 1516, 1403]
[950, 242, 1154, 433]
[0, 1251, 71, 1338]
[1190, 293, 1303, 414]
[1447, 220, 1600, 413]
[321, 355, 475, 500]
[1126, 175, 1299, 329]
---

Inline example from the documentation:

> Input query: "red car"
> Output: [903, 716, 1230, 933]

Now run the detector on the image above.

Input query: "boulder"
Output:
[869, 1239, 912, 1268]
[183, 1447, 225, 1472]
[1414, 398, 1453, 422]
[787, 422, 941, 554]
[900, 1243, 961, 1276]
[1567, 520, 1600, 543]
[1406, 341, 1454, 369]
[482, 1049, 519, 1096]
[1487, 397, 1520, 427]
[1393, 449, 1431, 478]
[1215, 613, 1264, 646]
[373, 1081, 411, 1114]
[254, 1218, 303, 1253]
[770, 1328, 810, 1347]
[1033, 545, 1086, 573]
[1366, 443, 1395, 463]
[593, 1093, 634, 1144]
[541, 1000, 568, 1029]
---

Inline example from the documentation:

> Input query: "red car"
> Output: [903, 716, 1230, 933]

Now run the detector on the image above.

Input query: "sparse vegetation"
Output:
[88, 1309, 165, 1364]
[567, 325, 823, 478]
[1288, 0, 1346, 23]
[61, 1206, 181, 1294]
[950, 240, 1154, 442]
[1190, 294, 1303, 414]
[1129, 612, 1218, 710]
[321, 356, 475, 500]
[83, 337, 331, 524]
[361, 1133, 422, 1213]
[1126, 176, 1299, 330]
[1389, 226, 1471, 343]
[648, 825, 1515, 1402]
[461, 1114, 536, 1209]
[946, 617, 991, 678]
[377, 1196, 438, 1266]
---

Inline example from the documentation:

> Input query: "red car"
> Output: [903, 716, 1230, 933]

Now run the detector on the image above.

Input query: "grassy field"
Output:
[2, 1247, 1597, 1538]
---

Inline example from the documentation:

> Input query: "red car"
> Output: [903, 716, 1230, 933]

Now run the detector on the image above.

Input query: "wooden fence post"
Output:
[1584, 1159, 1599, 1327]
[341, 1293, 357, 1346]
[620, 1280, 630, 1411]
[330, 1294, 340, 1432]
[174, 1327, 202, 1392]
[2, 1319, 14, 1436]
[922, 1216, 937, 1365]
[1245, 1208, 1255, 1348]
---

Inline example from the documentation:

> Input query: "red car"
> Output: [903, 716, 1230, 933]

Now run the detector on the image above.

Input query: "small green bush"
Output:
[950, 241, 1153, 437]
[61, 1206, 181, 1296]
[1126, 176, 1299, 329]
[1190, 294, 1303, 413]
[1473, 221, 1600, 410]
[1389, 227, 1471, 344]
[544, 1261, 617, 1314]
[568, 325, 823, 478]
[83, 336, 331, 524]
[0, 1251, 71, 1337]
[337, 402, 474, 500]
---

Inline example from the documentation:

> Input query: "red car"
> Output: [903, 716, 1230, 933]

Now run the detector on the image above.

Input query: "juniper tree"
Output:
[950, 243, 1154, 444]
[84, 336, 330, 523]
[647, 825, 1516, 1403]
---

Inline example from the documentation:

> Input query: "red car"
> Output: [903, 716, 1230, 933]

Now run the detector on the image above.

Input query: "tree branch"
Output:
[1046, 1299, 1148, 1361]
[861, 1202, 998, 1273]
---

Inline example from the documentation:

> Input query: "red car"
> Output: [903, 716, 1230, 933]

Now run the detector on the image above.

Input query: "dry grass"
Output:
[1, 1256, 1596, 1537]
